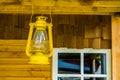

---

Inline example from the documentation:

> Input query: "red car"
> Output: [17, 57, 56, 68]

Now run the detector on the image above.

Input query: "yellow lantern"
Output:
[26, 16, 53, 64]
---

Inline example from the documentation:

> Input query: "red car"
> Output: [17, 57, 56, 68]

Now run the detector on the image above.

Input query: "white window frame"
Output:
[52, 48, 111, 80]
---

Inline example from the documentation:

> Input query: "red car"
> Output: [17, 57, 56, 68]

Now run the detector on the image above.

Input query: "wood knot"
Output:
[79, 0, 94, 6]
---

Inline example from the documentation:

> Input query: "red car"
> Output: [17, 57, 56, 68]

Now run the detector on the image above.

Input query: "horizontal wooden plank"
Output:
[0, 0, 120, 15]
[0, 58, 52, 64]
[0, 58, 28, 64]
[0, 40, 26, 46]
[1, 0, 120, 7]
[0, 40, 26, 51]
[31, 71, 51, 77]
[0, 0, 19, 3]
[90, 1, 120, 7]
[0, 1, 120, 14]
[0, 71, 30, 77]
[47, 78, 52, 80]
[0, 1, 118, 15]
[0, 71, 51, 77]
[17, 0, 120, 7]
[0, 5, 115, 15]
[0, 64, 51, 71]
[0, 45, 26, 51]
[0, 77, 47, 80]
[55, 1, 120, 7]
[0, 51, 27, 58]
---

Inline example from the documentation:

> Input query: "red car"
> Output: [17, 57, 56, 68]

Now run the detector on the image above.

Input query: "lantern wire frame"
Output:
[26, 0, 53, 64]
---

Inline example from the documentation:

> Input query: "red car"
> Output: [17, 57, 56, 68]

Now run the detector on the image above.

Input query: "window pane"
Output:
[58, 77, 81, 80]
[84, 53, 106, 74]
[84, 77, 106, 80]
[58, 53, 81, 74]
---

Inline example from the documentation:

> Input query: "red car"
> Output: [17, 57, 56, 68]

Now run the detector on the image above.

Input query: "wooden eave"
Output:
[0, 1, 120, 15]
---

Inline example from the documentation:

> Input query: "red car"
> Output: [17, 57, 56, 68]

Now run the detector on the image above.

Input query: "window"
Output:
[52, 48, 111, 80]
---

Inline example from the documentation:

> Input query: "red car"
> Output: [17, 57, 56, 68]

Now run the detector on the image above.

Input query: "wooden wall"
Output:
[0, 14, 111, 80]
[0, 40, 52, 80]
[0, 14, 111, 49]
[53, 15, 111, 49]
[0, 14, 30, 39]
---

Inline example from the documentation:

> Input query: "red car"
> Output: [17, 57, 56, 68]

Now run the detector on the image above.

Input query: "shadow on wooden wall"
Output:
[0, 14, 111, 49]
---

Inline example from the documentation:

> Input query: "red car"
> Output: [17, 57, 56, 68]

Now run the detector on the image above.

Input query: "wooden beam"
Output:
[112, 16, 120, 80]
[0, 1, 119, 14]
[0, 5, 115, 15]
[21, 0, 120, 7]
[0, 0, 19, 3]
[54, 1, 120, 7]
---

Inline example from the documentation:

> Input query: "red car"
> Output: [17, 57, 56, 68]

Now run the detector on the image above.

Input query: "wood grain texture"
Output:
[93, 38, 101, 49]
[0, 51, 26, 58]
[103, 16, 111, 39]
[0, 40, 26, 51]
[112, 16, 120, 80]
[0, 39, 51, 80]
[0, 40, 26, 46]
[0, 64, 51, 71]
[76, 36, 84, 49]
[0, 1, 119, 14]
[0, 71, 50, 77]
[101, 39, 111, 49]
[0, 46, 26, 51]
[0, 15, 111, 49]
[84, 38, 89, 48]
[0, 14, 112, 80]
[0, 58, 28, 64]
[0, 77, 47, 80]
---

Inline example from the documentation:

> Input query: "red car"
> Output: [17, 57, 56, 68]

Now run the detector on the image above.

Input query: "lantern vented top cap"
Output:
[36, 16, 48, 21]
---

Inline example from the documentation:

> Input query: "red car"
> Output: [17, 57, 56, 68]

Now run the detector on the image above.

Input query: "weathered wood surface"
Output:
[0, 58, 28, 64]
[0, 14, 112, 80]
[53, 15, 111, 49]
[0, 40, 51, 80]
[0, 1, 119, 14]
[0, 40, 26, 46]
[0, 51, 26, 58]
[0, 77, 49, 80]
[0, 40, 26, 51]
[0, 64, 51, 71]
[0, 71, 51, 77]
[112, 16, 120, 80]
[0, 15, 111, 49]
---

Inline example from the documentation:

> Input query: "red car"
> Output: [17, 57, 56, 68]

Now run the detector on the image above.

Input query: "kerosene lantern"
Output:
[26, 16, 53, 64]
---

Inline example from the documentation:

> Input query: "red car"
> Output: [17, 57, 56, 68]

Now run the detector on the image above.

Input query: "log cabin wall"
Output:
[0, 14, 111, 80]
